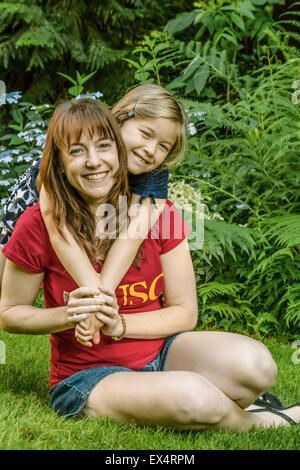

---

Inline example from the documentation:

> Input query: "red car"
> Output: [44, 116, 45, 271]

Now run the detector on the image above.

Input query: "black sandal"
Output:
[249, 405, 297, 425]
[253, 392, 284, 409]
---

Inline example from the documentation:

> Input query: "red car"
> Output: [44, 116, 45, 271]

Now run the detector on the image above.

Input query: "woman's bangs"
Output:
[54, 105, 115, 150]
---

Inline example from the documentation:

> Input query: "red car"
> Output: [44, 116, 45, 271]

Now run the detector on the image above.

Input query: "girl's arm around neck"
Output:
[39, 185, 101, 289]
[100, 195, 166, 290]
[0, 260, 71, 334]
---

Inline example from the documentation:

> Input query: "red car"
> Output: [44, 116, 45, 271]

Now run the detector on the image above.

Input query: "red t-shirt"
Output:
[3, 200, 189, 388]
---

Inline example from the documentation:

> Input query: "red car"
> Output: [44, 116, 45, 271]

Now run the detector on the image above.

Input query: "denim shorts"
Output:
[49, 334, 179, 419]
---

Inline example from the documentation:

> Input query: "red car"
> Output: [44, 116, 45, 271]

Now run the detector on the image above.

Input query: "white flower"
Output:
[36, 134, 46, 148]
[0, 156, 13, 164]
[0, 180, 11, 187]
[75, 91, 104, 100]
[5, 91, 22, 104]
[188, 123, 197, 136]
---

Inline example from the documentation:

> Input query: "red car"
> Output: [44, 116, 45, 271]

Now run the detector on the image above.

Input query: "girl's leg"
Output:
[82, 370, 298, 431]
[164, 331, 278, 408]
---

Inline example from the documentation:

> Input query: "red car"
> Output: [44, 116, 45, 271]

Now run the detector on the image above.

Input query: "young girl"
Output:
[1, 84, 187, 344]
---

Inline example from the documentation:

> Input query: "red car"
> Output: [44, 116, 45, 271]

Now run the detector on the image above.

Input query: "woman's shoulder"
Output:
[15, 202, 44, 226]
[11, 202, 49, 243]
[2, 202, 51, 273]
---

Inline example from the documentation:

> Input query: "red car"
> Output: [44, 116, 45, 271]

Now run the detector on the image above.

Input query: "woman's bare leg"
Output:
[82, 370, 299, 431]
[164, 331, 278, 408]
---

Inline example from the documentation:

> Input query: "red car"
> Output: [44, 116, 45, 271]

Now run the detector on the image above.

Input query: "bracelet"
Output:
[111, 314, 126, 341]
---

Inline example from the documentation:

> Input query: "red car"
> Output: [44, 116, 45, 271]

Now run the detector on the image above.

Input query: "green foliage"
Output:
[0, 93, 53, 199]
[123, 0, 300, 336]
[0, 0, 192, 103]
[125, 0, 286, 98]
[57, 71, 97, 97]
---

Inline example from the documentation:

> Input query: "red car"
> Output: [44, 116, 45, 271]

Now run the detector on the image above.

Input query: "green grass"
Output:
[0, 328, 299, 450]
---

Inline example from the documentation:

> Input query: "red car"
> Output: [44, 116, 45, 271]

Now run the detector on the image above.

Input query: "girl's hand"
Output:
[95, 285, 124, 338]
[74, 319, 95, 348]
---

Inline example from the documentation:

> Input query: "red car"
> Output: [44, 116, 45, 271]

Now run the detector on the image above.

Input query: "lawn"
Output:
[0, 327, 299, 451]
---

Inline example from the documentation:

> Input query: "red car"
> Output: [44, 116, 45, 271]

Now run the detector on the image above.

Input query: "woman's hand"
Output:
[74, 285, 123, 347]
[67, 287, 104, 346]
[95, 285, 123, 338]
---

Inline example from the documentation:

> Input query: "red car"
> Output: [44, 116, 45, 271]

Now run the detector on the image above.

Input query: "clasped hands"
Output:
[67, 286, 122, 347]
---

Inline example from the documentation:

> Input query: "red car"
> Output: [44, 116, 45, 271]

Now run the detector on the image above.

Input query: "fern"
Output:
[264, 215, 300, 248]
[197, 282, 242, 303]
[203, 218, 256, 262]
[279, 284, 300, 327]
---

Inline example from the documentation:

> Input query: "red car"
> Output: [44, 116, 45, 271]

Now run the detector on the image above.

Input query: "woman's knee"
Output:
[170, 373, 228, 426]
[238, 340, 278, 392]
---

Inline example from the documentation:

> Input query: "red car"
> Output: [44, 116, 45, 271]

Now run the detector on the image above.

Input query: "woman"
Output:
[0, 99, 299, 430]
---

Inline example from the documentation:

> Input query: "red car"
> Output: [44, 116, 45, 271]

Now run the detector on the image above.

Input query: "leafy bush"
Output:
[0, 91, 52, 201]
[0, 0, 192, 103]
[122, 1, 300, 336]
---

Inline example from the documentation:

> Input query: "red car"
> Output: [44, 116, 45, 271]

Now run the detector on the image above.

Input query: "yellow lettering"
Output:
[118, 284, 130, 306]
[149, 273, 164, 300]
[129, 281, 148, 305]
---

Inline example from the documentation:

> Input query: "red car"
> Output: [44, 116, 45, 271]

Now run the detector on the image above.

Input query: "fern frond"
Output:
[204, 303, 244, 320]
[264, 215, 300, 248]
[204, 218, 256, 261]
[197, 282, 242, 302]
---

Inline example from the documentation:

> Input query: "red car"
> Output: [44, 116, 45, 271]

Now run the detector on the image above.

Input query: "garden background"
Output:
[0, 0, 299, 451]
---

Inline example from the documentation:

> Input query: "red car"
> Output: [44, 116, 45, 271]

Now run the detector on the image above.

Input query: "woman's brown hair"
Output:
[38, 98, 130, 263]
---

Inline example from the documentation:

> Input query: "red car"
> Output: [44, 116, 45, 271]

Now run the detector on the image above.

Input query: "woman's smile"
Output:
[83, 171, 110, 181]
[60, 133, 119, 209]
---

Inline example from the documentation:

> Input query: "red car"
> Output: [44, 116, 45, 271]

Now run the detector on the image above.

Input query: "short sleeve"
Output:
[157, 200, 190, 255]
[128, 168, 169, 206]
[2, 204, 48, 273]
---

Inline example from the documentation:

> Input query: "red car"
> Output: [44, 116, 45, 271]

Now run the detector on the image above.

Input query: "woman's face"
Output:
[121, 117, 180, 175]
[59, 132, 119, 210]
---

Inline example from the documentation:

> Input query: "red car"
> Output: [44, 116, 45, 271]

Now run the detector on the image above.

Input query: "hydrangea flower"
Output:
[36, 134, 46, 148]
[5, 91, 22, 104]
[0, 155, 13, 164]
[187, 111, 206, 136]
[75, 91, 103, 100]
[25, 120, 47, 129]
[0, 180, 12, 187]
[188, 123, 197, 136]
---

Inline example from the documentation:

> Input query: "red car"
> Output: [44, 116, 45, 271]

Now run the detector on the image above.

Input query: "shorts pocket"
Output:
[49, 381, 87, 419]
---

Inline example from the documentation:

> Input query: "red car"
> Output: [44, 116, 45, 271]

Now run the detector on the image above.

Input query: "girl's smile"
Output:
[121, 117, 180, 174]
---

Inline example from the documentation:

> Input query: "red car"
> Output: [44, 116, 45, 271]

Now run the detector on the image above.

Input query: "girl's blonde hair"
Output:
[112, 83, 187, 168]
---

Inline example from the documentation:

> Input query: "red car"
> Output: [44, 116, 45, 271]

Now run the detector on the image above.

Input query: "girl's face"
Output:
[60, 132, 119, 211]
[121, 117, 180, 175]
